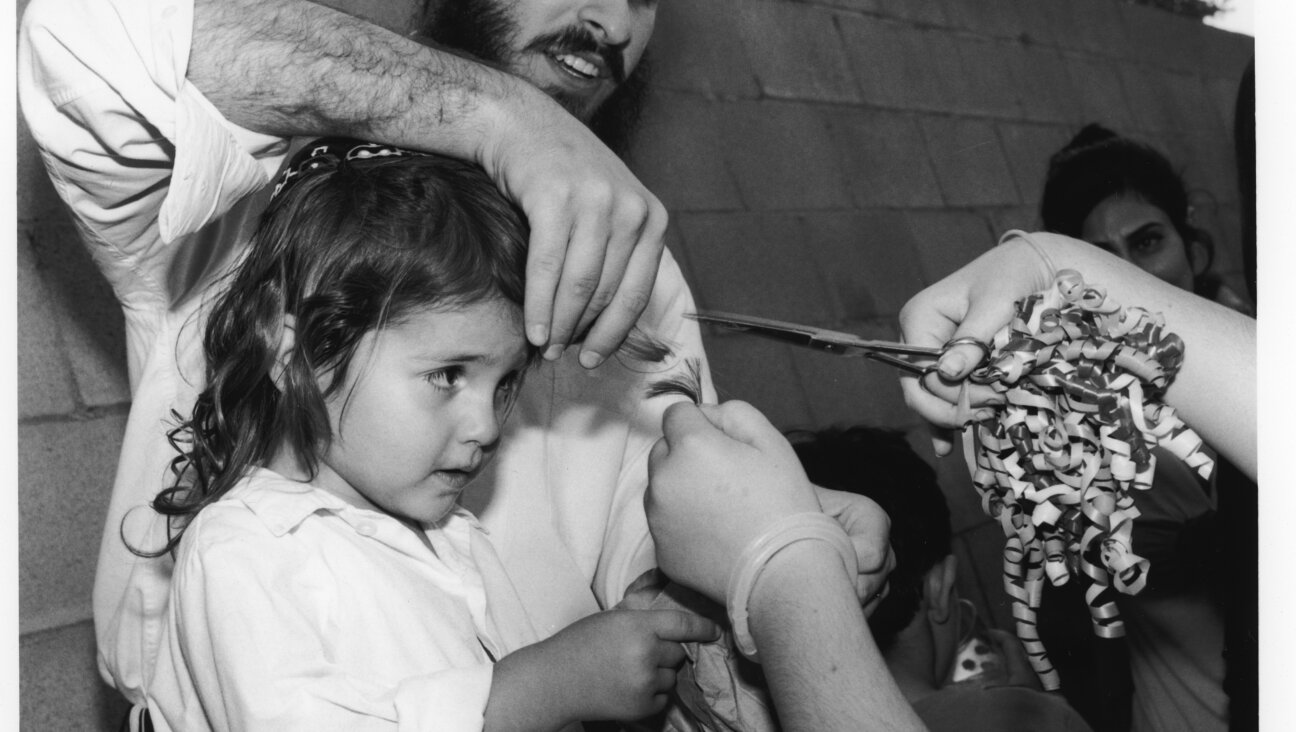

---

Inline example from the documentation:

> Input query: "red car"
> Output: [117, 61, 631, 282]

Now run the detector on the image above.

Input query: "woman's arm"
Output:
[899, 231, 1255, 480]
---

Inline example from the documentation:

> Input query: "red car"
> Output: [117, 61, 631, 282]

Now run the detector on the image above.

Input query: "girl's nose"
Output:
[577, 0, 634, 46]
[458, 393, 503, 448]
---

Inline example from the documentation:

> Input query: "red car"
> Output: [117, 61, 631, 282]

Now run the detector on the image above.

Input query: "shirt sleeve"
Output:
[592, 249, 718, 608]
[17, 0, 286, 304]
[158, 511, 495, 732]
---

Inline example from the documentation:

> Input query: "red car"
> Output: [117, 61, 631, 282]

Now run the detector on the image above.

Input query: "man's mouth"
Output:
[552, 51, 604, 81]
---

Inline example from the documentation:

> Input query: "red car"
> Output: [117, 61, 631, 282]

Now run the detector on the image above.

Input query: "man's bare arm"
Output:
[190, 0, 667, 363]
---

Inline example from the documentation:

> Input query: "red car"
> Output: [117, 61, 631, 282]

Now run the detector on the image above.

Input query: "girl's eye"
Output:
[1131, 234, 1163, 254]
[425, 367, 463, 391]
[495, 372, 523, 408]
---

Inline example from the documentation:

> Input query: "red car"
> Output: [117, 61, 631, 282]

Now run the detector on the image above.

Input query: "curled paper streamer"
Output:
[965, 270, 1214, 690]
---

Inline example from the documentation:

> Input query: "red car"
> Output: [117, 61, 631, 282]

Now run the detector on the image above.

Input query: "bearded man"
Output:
[19, 1, 895, 727]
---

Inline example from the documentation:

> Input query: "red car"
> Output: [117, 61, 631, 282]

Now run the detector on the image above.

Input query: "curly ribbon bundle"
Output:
[965, 269, 1214, 690]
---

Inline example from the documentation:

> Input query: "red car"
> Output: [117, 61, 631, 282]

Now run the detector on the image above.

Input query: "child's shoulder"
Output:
[178, 469, 320, 556]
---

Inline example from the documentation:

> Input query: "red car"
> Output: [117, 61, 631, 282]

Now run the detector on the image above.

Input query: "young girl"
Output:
[141, 140, 717, 731]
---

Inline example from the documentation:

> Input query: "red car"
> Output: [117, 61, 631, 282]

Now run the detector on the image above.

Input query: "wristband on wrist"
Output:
[726, 512, 859, 662]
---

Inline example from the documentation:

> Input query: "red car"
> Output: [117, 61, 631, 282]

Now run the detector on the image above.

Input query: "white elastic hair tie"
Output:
[726, 512, 859, 662]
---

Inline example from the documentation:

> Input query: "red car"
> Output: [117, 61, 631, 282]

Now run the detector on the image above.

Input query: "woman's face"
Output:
[1080, 193, 1196, 292]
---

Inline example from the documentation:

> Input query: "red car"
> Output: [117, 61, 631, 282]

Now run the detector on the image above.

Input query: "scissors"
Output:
[686, 310, 992, 379]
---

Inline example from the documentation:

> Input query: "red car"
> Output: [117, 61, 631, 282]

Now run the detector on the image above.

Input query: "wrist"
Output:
[725, 513, 858, 662]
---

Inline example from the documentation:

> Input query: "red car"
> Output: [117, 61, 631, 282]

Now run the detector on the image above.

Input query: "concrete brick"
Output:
[800, 211, 927, 319]
[987, 206, 1042, 238]
[1199, 25, 1254, 83]
[628, 92, 744, 212]
[676, 212, 836, 323]
[20, 416, 127, 632]
[822, 109, 944, 208]
[997, 122, 1075, 207]
[1117, 1, 1205, 74]
[1064, 55, 1135, 131]
[21, 621, 131, 732]
[17, 115, 69, 226]
[808, 0, 884, 14]
[737, 1, 862, 104]
[1004, 44, 1081, 125]
[717, 101, 853, 211]
[29, 221, 131, 408]
[1118, 64, 1180, 132]
[17, 234, 77, 419]
[792, 341, 918, 431]
[904, 209, 996, 284]
[1176, 130, 1241, 206]
[703, 334, 815, 430]
[870, 0, 948, 26]
[839, 16, 966, 113]
[949, 36, 1023, 119]
[1161, 72, 1220, 133]
[649, 0, 760, 99]
[1204, 75, 1245, 135]
[1044, 0, 1131, 59]
[940, 0, 1033, 41]
[920, 116, 1020, 207]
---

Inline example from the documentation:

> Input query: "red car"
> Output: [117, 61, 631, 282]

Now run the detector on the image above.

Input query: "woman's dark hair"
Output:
[138, 144, 532, 556]
[1040, 123, 1217, 292]
[786, 426, 952, 652]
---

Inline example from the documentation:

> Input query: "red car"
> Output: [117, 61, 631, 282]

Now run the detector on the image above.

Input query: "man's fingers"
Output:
[577, 212, 666, 368]
[546, 210, 611, 358]
[649, 609, 721, 643]
[570, 194, 651, 337]
[522, 204, 570, 348]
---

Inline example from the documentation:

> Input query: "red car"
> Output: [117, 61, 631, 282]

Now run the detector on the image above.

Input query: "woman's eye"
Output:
[1131, 232, 1163, 253]
[425, 367, 463, 391]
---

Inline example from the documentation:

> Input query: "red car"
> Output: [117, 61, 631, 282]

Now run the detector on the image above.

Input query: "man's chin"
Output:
[542, 85, 603, 122]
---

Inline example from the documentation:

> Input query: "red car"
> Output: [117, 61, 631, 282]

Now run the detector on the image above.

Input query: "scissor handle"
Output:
[941, 336, 992, 369]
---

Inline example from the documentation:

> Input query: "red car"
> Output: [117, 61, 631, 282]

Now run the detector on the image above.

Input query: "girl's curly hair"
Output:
[135, 146, 532, 557]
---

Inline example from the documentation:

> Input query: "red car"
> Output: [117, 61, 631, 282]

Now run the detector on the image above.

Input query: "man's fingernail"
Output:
[973, 409, 996, 422]
[579, 350, 605, 369]
[528, 324, 548, 346]
[939, 353, 967, 378]
[544, 344, 565, 361]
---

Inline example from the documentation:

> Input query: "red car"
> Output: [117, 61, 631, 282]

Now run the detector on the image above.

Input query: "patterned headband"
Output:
[270, 137, 430, 201]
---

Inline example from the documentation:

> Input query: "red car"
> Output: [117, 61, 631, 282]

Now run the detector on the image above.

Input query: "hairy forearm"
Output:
[189, 0, 528, 161]
[749, 543, 925, 731]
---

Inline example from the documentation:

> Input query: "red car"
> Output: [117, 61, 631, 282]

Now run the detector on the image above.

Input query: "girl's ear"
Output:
[270, 314, 297, 391]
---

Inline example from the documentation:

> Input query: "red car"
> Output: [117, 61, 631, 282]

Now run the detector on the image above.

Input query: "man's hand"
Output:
[480, 90, 667, 368]
[190, 0, 667, 370]
[646, 401, 822, 604]
[813, 486, 896, 614]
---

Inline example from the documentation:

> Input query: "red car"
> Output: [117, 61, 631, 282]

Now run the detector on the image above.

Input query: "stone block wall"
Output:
[16, 0, 1253, 727]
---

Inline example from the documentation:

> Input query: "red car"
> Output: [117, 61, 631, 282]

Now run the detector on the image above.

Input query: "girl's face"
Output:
[1079, 193, 1196, 292]
[312, 298, 529, 526]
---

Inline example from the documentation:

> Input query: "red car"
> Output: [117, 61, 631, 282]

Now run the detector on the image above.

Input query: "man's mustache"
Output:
[525, 25, 628, 84]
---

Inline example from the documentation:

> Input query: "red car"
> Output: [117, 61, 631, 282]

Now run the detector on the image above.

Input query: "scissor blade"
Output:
[687, 310, 893, 356]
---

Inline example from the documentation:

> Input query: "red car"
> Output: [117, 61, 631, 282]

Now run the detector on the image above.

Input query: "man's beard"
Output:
[418, 0, 649, 156]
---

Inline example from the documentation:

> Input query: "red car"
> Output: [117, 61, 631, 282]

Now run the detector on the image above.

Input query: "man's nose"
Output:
[578, 0, 634, 46]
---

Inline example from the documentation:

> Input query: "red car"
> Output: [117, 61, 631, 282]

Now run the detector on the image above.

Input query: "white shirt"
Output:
[149, 469, 535, 731]
[18, 0, 713, 708]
